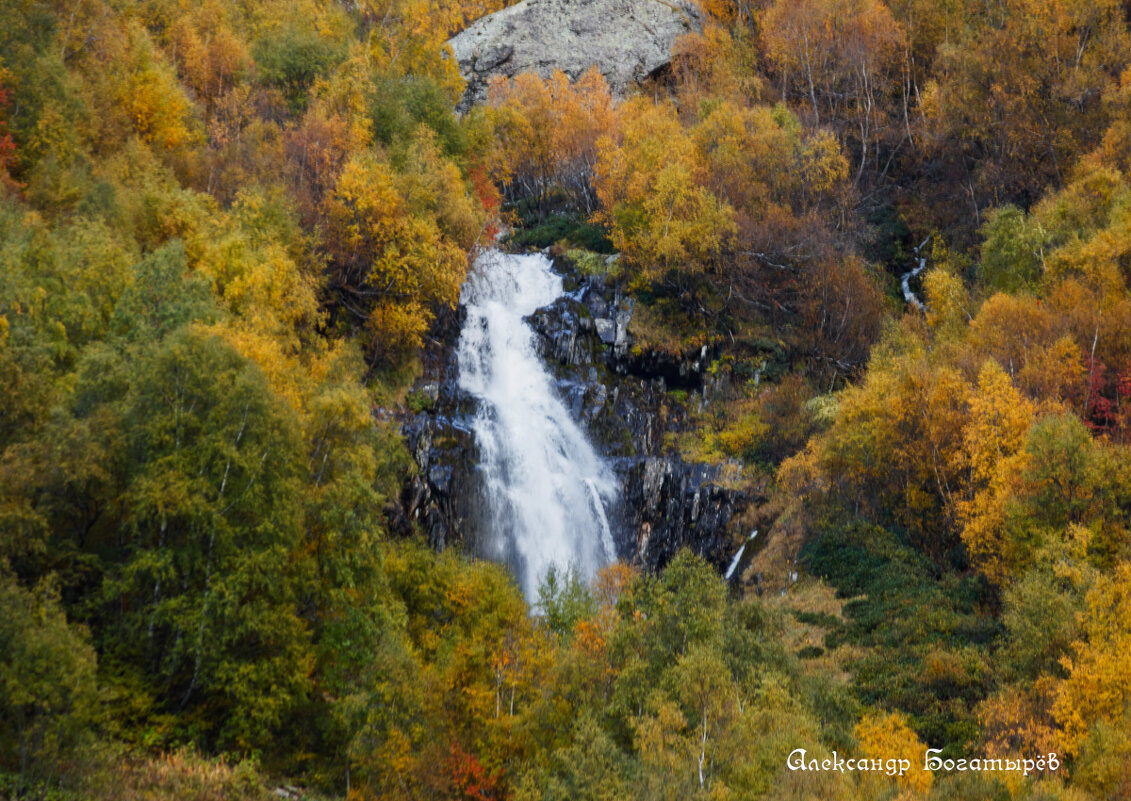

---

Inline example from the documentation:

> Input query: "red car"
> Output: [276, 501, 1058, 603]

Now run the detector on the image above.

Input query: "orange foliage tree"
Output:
[486, 68, 618, 213]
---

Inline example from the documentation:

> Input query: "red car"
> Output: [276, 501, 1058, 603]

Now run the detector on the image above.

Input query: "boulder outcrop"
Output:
[446, 0, 701, 109]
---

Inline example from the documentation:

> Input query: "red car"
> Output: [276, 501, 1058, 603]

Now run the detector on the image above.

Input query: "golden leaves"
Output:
[1053, 563, 1131, 755]
[593, 98, 735, 277]
[320, 144, 474, 364]
[854, 711, 933, 794]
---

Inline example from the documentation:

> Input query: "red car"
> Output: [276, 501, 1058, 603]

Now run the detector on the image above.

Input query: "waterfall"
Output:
[724, 530, 757, 581]
[457, 249, 619, 600]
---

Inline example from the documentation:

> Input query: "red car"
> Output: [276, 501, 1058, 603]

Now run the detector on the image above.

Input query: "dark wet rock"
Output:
[399, 410, 487, 553]
[613, 457, 746, 573]
[529, 261, 714, 390]
[529, 299, 599, 367]
[610, 340, 719, 390]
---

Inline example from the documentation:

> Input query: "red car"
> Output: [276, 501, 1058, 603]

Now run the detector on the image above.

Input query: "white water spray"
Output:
[457, 250, 619, 600]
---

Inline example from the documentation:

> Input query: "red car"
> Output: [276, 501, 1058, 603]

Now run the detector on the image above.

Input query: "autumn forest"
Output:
[2, 0, 1131, 799]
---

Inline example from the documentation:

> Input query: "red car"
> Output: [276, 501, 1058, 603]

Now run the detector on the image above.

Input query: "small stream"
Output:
[901, 236, 931, 311]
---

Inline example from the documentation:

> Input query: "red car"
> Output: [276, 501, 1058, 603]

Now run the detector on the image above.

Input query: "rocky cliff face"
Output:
[446, 0, 701, 109]
[394, 252, 751, 577]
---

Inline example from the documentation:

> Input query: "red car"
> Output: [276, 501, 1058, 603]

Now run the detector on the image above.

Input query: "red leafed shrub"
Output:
[446, 742, 503, 801]
[0, 78, 20, 192]
[1083, 358, 1131, 441]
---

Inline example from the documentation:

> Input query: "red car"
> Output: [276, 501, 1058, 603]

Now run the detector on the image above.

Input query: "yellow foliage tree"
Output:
[1054, 563, 1131, 756]
[321, 151, 468, 364]
[167, 5, 252, 110]
[670, 25, 763, 107]
[922, 265, 970, 338]
[960, 360, 1036, 490]
[594, 98, 736, 281]
[854, 711, 933, 795]
[817, 336, 971, 555]
[365, 0, 518, 104]
[953, 361, 1037, 583]
[116, 22, 199, 149]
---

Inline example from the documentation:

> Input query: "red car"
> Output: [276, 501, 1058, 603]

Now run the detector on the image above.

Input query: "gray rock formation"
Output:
[447, 0, 701, 109]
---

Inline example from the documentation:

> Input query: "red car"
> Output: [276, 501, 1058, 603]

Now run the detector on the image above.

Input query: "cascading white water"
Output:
[724, 530, 757, 581]
[457, 249, 619, 600]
